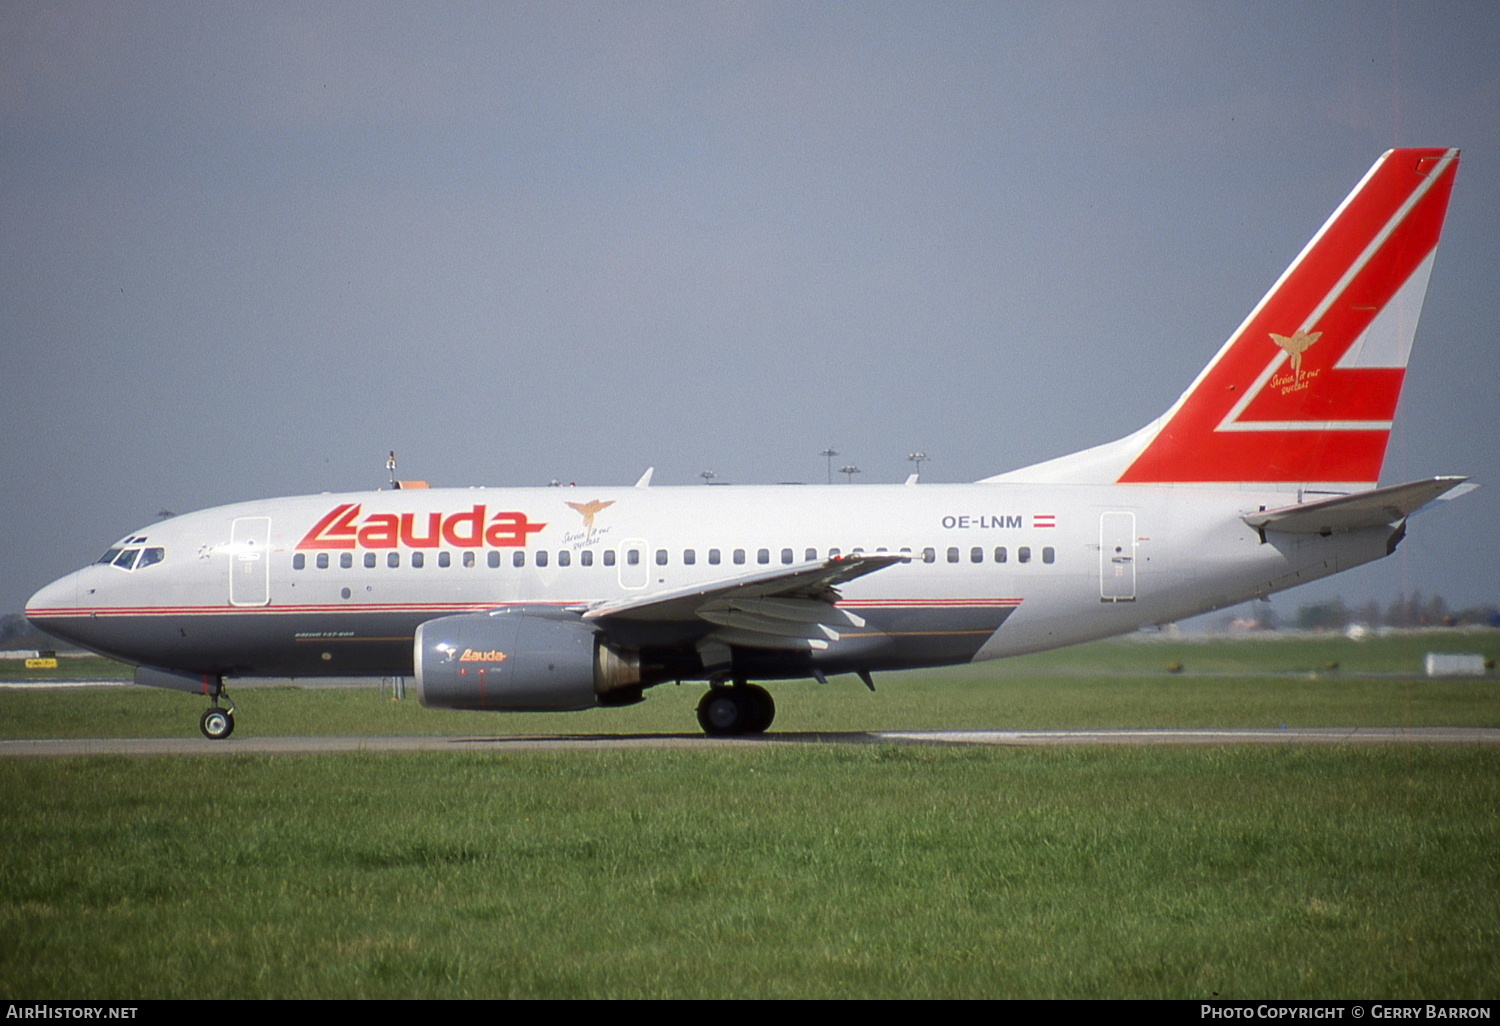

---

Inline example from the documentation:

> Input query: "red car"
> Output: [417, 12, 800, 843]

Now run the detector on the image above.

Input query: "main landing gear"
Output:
[696, 683, 775, 737]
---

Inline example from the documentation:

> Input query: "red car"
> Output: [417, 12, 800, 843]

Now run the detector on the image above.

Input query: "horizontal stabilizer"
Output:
[1242, 476, 1470, 535]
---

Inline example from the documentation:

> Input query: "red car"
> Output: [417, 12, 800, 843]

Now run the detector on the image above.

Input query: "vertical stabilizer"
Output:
[986, 148, 1459, 489]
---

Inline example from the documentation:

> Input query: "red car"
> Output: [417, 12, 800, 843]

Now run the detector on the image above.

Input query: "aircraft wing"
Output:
[1242, 476, 1472, 535]
[581, 554, 908, 647]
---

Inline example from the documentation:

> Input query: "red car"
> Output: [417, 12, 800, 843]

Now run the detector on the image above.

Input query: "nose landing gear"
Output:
[199, 704, 235, 740]
[198, 683, 235, 740]
[131, 667, 239, 740]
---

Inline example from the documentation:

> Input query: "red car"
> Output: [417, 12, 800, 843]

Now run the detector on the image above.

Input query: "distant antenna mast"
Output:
[385, 452, 430, 490]
[820, 448, 839, 485]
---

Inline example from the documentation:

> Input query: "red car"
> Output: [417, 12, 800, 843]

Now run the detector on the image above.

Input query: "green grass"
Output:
[2, 633, 1496, 998]
[1, 746, 1495, 998]
[2, 631, 1497, 739]
[0, 654, 133, 681]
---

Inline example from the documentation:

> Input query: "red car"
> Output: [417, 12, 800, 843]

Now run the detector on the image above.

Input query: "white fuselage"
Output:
[25, 480, 1394, 682]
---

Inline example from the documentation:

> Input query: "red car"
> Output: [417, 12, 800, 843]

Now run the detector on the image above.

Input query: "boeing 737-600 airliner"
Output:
[27, 148, 1469, 739]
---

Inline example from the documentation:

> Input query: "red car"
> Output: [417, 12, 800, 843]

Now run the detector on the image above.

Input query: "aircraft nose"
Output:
[26, 573, 79, 620]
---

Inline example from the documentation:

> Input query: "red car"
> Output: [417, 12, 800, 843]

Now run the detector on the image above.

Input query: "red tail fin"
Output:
[1116, 148, 1458, 487]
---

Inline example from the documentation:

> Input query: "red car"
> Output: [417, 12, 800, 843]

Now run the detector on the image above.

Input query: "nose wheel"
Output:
[199, 691, 236, 740]
[696, 683, 775, 737]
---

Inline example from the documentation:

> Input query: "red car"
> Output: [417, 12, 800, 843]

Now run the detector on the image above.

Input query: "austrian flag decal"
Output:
[297, 504, 546, 550]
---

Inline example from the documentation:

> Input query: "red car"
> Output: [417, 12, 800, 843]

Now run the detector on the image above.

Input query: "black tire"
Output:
[200, 707, 234, 740]
[741, 684, 775, 733]
[696, 688, 753, 737]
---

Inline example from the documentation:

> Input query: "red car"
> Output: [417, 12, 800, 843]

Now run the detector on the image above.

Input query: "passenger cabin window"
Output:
[626, 549, 639, 566]
[684, 549, 696, 566]
[708, 549, 721, 565]
[805, 548, 817, 561]
[922, 547, 936, 564]
[513, 551, 525, 568]
[757, 548, 770, 565]
[733, 549, 746, 565]
[412, 552, 425, 569]
[994, 547, 1007, 563]
[655, 549, 668, 566]
[463, 551, 476, 568]
[387, 553, 400, 568]
[488, 551, 501, 568]
[438, 552, 451, 568]
[581, 551, 594, 567]
[316, 553, 329, 570]
[1018, 546, 1031, 564]
[341, 553, 353, 569]
[558, 551, 571, 567]
[947, 547, 960, 564]
[970, 547, 983, 564]
[603, 550, 616, 567]
[781, 548, 793, 565]
[535, 551, 548, 568]
[1042, 546, 1055, 564]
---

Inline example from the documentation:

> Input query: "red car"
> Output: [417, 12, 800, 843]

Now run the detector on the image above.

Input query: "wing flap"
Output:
[1242, 476, 1470, 535]
[698, 607, 841, 641]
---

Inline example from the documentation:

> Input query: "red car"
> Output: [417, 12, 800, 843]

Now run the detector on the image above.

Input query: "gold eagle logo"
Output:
[1269, 329, 1321, 378]
[565, 499, 615, 529]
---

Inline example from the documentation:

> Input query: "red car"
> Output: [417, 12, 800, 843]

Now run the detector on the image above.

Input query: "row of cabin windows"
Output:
[292, 544, 1055, 571]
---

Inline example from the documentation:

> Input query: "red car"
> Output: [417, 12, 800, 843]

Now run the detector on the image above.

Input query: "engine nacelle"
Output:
[414, 609, 641, 711]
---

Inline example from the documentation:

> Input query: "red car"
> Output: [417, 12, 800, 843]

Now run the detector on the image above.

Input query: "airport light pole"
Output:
[820, 448, 839, 486]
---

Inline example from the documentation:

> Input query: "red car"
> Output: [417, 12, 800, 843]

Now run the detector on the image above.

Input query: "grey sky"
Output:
[3, 1, 1497, 619]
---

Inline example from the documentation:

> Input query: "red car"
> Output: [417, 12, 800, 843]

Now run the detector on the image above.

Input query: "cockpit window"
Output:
[100, 545, 166, 571]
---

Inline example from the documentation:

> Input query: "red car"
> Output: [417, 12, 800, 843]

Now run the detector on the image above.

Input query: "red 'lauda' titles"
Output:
[296, 504, 546, 550]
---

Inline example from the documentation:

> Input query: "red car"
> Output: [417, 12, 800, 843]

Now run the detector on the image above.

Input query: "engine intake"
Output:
[415, 609, 641, 711]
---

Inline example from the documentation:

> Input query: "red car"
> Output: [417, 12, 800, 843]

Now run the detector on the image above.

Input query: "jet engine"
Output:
[414, 609, 642, 711]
